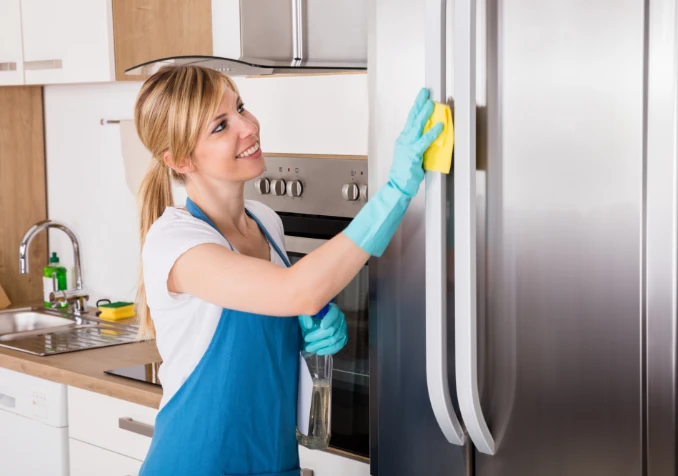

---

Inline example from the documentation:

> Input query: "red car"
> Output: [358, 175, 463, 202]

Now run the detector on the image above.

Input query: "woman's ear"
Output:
[163, 151, 194, 175]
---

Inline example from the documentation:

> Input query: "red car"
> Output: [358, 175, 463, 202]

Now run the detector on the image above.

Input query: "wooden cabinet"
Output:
[0, 86, 47, 304]
[0, 0, 24, 85]
[112, 0, 213, 81]
[21, 0, 115, 84]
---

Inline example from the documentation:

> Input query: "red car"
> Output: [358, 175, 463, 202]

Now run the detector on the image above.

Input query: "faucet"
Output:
[19, 220, 89, 315]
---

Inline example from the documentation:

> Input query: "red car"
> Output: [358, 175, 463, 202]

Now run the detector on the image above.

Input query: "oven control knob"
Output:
[271, 179, 286, 196]
[287, 180, 303, 198]
[254, 178, 270, 195]
[342, 183, 359, 201]
[359, 184, 368, 202]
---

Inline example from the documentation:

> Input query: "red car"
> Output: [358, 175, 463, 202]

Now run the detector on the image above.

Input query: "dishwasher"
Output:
[0, 367, 69, 475]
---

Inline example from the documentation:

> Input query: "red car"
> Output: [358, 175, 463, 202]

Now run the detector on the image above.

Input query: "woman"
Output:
[134, 65, 442, 475]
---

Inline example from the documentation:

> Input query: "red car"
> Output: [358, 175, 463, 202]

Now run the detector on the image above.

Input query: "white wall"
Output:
[43, 73, 368, 305]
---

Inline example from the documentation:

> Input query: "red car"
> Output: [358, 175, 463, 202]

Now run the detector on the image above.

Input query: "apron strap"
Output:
[246, 210, 292, 267]
[185, 197, 290, 267]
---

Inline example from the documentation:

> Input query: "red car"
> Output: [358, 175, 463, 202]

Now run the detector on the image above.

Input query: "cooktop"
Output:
[104, 362, 162, 387]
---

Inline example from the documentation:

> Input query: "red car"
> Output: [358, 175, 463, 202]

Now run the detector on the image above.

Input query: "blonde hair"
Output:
[134, 65, 239, 339]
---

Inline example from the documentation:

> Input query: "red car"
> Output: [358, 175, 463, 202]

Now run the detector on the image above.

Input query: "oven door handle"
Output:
[284, 235, 327, 254]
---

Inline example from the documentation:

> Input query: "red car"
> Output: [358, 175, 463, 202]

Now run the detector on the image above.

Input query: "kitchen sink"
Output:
[0, 306, 142, 356]
[0, 308, 77, 336]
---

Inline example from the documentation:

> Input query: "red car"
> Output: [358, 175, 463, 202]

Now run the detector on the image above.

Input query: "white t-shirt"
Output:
[141, 200, 289, 409]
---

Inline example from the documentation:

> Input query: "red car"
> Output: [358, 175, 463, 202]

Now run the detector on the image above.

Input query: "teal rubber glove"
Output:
[343, 88, 443, 256]
[298, 303, 348, 356]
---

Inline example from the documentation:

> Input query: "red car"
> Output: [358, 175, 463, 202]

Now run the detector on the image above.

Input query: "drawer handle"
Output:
[0, 392, 16, 409]
[24, 59, 63, 70]
[118, 417, 154, 438]
[0, 62, 17, 71]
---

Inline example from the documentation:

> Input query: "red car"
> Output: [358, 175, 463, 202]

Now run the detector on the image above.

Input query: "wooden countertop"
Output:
[0, 305, 163, 409]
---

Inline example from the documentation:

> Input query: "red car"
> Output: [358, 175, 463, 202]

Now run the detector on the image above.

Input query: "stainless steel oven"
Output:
[244, 154, 369, 458]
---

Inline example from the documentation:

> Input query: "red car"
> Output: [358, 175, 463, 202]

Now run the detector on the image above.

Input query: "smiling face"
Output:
[181, 86, 264, 185]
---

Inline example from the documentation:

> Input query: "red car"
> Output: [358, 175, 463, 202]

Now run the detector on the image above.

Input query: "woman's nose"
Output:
[237, 114, 259, 138]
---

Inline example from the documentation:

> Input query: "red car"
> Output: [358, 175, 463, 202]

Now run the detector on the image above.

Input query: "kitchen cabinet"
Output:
[67, 386, 158, 463]
[68, 386, 156, 475]
[69, 439, 142, 476]
[67, 386, 368, 475]
[112, 0, 213, 81]
[0, 86, 47, 303]
[21, 0, 115, 84]
[0, 0, 24, 85]
[0, 0, 114, 86]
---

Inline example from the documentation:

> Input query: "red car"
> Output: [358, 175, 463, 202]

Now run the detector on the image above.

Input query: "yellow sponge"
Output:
[423, 102, 454, 174]
[98, 302, 136, 321]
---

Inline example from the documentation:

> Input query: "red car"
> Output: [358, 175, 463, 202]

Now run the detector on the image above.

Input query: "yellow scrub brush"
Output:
[423, 102, 454, 174]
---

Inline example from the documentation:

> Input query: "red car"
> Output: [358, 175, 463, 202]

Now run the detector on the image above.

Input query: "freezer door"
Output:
[477, 0, 652, 474]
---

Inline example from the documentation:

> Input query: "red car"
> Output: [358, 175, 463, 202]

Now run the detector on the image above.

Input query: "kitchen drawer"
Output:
[69, 438, 142, 476]
[68, 387, 158, 461]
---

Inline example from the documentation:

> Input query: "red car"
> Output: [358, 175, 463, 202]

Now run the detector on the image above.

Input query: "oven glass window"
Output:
[288, 252, 369, 458]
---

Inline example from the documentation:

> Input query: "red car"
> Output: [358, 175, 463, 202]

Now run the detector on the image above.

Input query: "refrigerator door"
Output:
[477, 0, 652, 474]
[369, 0, 468, 474]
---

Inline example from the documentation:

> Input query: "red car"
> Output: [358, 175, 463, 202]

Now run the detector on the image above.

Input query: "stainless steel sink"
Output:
[0, 308, 77, 336]
[0, 307, 143, 356]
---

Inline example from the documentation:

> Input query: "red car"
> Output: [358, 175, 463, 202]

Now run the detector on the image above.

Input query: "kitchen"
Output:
[1, 0, 368, 474]
[1, 1, 677, 476]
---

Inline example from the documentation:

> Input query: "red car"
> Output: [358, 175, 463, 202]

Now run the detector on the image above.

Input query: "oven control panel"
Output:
[244, 155, 368, 218]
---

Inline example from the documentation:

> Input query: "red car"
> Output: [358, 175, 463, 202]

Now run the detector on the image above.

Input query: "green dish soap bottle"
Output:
[43, 252, 67, 308]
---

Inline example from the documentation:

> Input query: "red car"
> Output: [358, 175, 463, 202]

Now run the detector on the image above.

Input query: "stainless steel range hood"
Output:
[125, 0, 367, 77]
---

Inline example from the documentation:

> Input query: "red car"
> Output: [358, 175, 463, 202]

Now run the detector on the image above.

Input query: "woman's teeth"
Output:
[236, 142, 260, 158]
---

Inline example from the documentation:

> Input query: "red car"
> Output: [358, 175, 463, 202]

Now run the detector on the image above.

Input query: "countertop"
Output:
[0, 304, 163, 409]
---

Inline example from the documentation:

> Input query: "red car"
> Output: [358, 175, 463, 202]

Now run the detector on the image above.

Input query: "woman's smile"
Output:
[236, 141, 261, 160]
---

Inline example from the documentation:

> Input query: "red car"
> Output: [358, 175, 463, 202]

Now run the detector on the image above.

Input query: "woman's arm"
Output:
[169, 233, 368, 317]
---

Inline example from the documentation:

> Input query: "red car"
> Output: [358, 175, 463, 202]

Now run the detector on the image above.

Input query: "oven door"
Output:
[284, 234, 370, 458]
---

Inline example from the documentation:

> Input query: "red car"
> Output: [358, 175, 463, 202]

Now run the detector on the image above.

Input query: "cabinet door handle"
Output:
[24, 59, 63, 70]
[0, 62, 17, 71]
[118, 417, 154, 438]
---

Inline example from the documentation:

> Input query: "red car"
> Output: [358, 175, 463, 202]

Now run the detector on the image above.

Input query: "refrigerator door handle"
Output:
[425, 0, 465, 447]
[454, 0, 496, 455]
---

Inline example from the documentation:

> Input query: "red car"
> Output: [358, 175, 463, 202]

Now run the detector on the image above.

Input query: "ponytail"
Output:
[135, 160, 173, 340]
[132, 64, 237, 341]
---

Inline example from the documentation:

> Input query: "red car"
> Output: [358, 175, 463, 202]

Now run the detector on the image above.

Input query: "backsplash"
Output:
[43, 73, 368, 306]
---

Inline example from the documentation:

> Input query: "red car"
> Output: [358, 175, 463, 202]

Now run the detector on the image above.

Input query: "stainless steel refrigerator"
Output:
[368, 0, 677, 474]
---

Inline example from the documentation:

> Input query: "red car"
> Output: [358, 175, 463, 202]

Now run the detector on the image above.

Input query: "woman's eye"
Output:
[213, 120, 227, 134]
[237, 103, 246, 114]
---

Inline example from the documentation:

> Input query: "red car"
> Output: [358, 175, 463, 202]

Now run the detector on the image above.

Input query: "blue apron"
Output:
[139, 198, 301, 476]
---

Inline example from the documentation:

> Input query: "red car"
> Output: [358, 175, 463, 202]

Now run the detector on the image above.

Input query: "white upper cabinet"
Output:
[0, 0, 25, 85]
[21, 0, 115, 85]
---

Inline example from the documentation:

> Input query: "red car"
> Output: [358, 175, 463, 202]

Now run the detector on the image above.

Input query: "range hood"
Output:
[125, 0, 367, 77]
